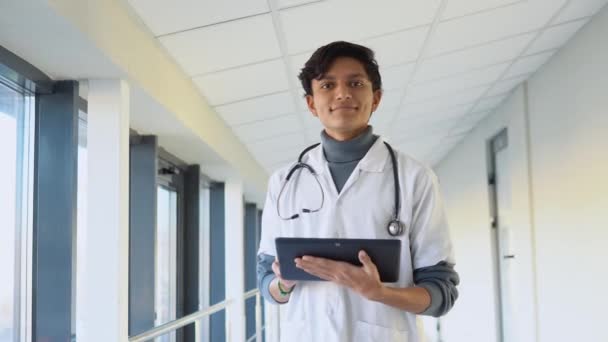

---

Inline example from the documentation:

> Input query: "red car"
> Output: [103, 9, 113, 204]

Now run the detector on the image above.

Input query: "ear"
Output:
[371, 89, 383, 113]
[305, 94, 318, 117]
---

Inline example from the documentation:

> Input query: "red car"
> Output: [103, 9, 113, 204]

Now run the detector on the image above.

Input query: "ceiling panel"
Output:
[407, 63, 508, 103]
[280, 0, 441, 54]
[215, 92, 295, 126]
[361, 26, 430, 68]
[277, 0, 322, 9]
[159, 14, 281, 75]
[194, 59, 289, 105]
[381, 63, 416, 91]
[370, 107, 397, 126]
[428, 0, 567, 56]
[415, 33, 535, 82]
[247, 132, 307, 154]
[471, 93, 508, 113]
[403, 85, 488, 110]
[526, 19, 589, 55]
[442, 0, 522, 20]
[486, 74, 528, 97]
[504, 50, 556, 79]
[378, 88, 404, 111]
[128, 0, 269, 36]
[233, 114, 302, 142]
[554, 0, 608, 23]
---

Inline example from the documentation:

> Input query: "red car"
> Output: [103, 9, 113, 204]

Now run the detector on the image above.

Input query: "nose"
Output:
[334, 82, 352, 100]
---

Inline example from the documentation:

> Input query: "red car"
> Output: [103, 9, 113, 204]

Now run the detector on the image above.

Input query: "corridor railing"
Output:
[129, 289, 264, 342]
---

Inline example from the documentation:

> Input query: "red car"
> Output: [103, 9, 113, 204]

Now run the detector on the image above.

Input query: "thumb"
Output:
[359, 250, 374, 268]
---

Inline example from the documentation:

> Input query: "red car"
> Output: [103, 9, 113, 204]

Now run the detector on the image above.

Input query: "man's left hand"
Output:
[294, 250, 384, 301]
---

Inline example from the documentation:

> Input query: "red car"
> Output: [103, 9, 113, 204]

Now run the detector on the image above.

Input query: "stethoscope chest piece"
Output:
[387, 220, 405, 237]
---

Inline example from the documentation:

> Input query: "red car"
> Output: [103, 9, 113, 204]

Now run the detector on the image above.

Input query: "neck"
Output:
[324, 126, 369, 141]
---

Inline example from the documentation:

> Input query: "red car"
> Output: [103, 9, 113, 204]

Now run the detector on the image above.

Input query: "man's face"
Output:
[306, 57, 382, 141]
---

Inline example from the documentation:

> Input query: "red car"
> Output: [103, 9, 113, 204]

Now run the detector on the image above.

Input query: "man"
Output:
[257, 41, 459, 341]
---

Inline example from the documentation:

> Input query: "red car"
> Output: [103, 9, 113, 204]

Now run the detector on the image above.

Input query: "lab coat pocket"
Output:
[353, 320, 408, 342]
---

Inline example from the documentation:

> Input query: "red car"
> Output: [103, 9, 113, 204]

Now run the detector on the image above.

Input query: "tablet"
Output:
[275, 237, 401, 282]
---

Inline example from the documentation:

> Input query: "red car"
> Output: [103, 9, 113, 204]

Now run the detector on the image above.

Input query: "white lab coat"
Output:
[258, 137, 455, 342]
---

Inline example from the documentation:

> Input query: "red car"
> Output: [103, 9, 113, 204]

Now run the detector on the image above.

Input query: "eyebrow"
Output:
[318, 73, 367, 81]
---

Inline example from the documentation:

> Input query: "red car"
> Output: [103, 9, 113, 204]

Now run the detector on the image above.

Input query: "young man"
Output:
[257, 41, 459, 341]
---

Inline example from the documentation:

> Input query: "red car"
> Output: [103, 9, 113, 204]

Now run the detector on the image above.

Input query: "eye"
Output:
[351, 80, 364, 87]
[320, 82, 333, 89]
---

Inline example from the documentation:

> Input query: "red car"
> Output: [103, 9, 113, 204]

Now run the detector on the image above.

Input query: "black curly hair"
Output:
[298, 41, 382, 97]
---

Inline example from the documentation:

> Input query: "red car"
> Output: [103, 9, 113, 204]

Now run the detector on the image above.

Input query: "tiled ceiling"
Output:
[127, 0, 608, 173]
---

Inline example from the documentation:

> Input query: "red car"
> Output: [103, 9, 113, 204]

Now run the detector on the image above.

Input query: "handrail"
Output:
[129, 289, 265, 342]
[129, 299, 233, 342]
[244, 288, 259, 300]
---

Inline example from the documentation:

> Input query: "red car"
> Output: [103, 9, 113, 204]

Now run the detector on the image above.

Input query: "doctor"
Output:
[257, 41, 459, 342]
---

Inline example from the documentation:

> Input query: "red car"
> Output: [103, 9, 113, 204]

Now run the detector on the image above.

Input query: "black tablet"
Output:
[275, 237, 401, 282]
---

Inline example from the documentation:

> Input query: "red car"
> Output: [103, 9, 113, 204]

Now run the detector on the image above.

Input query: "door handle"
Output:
[503, 255, 515, 259]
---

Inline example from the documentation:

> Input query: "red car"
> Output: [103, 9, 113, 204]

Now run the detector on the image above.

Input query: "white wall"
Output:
[435, 5, 608, 342]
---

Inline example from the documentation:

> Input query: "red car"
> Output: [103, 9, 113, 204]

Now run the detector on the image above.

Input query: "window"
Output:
[0, 78, 35, 342]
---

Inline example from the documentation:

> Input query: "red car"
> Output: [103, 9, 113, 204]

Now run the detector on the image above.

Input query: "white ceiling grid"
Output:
[126, 0, 608, 172]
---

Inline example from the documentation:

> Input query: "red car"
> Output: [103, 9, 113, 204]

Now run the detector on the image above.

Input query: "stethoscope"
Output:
[276, 141, 406, 237]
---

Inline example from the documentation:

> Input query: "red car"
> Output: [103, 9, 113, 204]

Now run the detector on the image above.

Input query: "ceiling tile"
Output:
[407, 63, 508, 102]
[471, 93, 508, 113]
[194, 59, 289, 105]
[554, 0, 608, 22]
[381, 63, 416, 90]
[278, 0, 321, 9]
[486, 74, 529, 97]
[378, 88, 403, 111]
[128, 0, 269, 36]
[370, 108, 397, 126]
[504, 50, 556, 78]
[361, 26, 430, 67]
[280, 0, 441, 54]
[404, 85, 488, 109]
[398, 103, 472, 127]
[442, 0, 522, 20]
[246, 131, 307, 154]
[159, 14, 281, 75]
[215, 92, 295, 126]
[415, 33, 535, 82]
[233, 114, 302, 142]
[428, 0, 567, 56]
[526, 19, 589, 55]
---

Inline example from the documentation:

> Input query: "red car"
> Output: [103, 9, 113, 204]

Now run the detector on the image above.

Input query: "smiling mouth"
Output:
[331, 106, 358, 111]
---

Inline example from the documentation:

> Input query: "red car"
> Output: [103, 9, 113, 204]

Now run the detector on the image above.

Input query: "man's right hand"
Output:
[272, 258, 297, 289]
[270, 257, 296, 302]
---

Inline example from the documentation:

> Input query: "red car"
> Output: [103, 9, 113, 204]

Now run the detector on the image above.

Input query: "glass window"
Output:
[0, 79, 34, 342]
[155, 186, 178, 342]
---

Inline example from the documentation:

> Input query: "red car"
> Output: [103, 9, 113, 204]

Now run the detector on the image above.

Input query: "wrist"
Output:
[278, 279, 296, 295]
[368, 283, 387, 302]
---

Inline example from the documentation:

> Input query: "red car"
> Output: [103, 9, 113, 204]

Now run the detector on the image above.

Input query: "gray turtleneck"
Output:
[257, 126, 459, 317]
[321, 126, 378, 193]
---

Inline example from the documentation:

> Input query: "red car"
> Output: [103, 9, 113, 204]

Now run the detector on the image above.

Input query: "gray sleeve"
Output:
[414, 261, 460, 317]
[257, 253, 285, 305]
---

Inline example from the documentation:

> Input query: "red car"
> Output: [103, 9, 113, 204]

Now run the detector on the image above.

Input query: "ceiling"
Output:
[126, 0, 607, 172]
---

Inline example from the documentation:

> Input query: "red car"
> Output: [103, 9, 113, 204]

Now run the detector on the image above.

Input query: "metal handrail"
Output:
[129, 299, 233, 342]
[128, 289, 265, 342]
